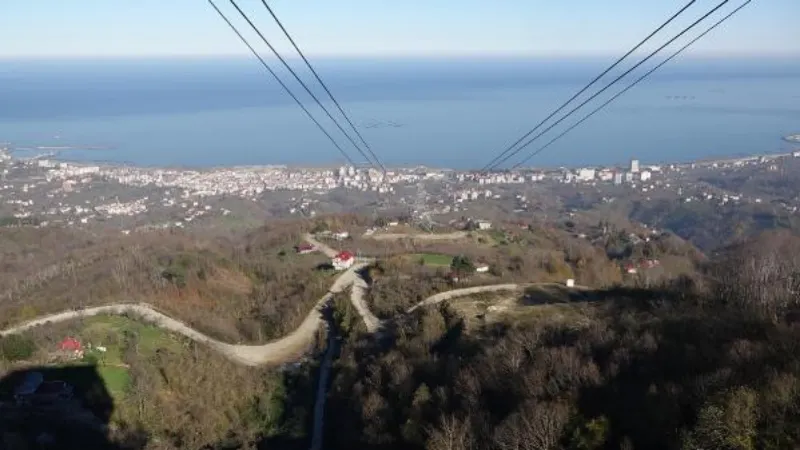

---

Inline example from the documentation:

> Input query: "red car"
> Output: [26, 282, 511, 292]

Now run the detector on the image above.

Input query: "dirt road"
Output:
[303, 233, 339, 258]
[406, 284, 520, 313]
[365, 231, 468, 241]
[0, 263, 368, 367]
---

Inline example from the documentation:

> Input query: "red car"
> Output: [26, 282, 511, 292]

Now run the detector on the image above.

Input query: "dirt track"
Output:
[365, 231, 468, 241]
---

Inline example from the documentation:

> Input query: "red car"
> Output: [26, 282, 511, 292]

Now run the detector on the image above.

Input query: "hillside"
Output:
[324, 231, 800, 450]
[0, 222, 332, 344]
[5, 217, 794, 450]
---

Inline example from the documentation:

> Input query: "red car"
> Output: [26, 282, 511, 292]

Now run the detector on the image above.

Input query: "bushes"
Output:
[0, 335, 35, 361]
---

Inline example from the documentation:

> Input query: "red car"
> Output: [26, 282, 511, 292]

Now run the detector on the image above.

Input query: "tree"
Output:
[0, 335, 35, 361]
[427, 414, 474, 450]
[451, 255, 475, 279]
[494, 401, 570, 450]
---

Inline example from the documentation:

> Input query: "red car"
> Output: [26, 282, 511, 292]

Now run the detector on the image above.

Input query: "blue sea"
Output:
[0, 57, 798, 169]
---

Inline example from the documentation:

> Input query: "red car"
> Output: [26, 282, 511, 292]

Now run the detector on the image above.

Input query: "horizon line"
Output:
[1, 51, 798, 62]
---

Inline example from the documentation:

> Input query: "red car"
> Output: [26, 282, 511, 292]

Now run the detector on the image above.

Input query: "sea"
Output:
[0, 57, 798, 170]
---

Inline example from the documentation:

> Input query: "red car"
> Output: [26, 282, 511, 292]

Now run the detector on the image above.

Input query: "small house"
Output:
[475, 265, 490, 273]
[58, 337, 84, 358]
[333, 231, 350, 241]
[295, 243, 316, 254]
[332, 251, 355, 271]
[476, 220, 492, 230]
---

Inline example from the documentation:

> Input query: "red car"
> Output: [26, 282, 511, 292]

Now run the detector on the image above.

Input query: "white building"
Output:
[476, 220, 492, 230]
[578, 168, 596, 181]
[640, 170, 652, 182]
[332, 251, 355, 271]
[613, 173, 623, 185]
[630, 159, 640, 173]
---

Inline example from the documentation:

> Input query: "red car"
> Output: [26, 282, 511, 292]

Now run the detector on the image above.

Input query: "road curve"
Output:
[303, 233, 339, 259]
[406, 284, 520, 314]
[0, 263, 370, 367]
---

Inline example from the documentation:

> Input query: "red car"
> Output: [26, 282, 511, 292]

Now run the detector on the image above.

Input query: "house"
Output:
[333, 231, 350, 241]
[624, 264, 638, 274]
[332, 251, 355, 271]
[58, 337, 83, 357]
[476, 220, 492, 230]
[475, 265, 490, 273]
[295, 243, 316, 254]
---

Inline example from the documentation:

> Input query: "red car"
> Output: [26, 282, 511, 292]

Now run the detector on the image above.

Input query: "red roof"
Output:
[335, 251, 354, 261]
[58, 337, 82, 352]
[297, 243, 315, 251]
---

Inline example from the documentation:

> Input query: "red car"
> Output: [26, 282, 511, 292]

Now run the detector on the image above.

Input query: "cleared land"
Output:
[409, 253, 454, 267]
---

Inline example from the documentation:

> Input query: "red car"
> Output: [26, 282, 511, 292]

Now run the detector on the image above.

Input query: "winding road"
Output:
[0, 232, 578, 450]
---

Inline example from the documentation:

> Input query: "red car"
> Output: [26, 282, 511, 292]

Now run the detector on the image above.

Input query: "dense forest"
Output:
[325, 230, 800, 450]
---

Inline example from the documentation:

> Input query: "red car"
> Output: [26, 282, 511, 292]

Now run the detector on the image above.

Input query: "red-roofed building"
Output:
[58, 337, 83, 358]
[295, 243, 316, 254]
[332, 251, 355, 271]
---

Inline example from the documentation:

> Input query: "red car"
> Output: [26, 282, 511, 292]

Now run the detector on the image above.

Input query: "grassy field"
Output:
[410, 253, 454, 267]
[65, 315, 186, 401]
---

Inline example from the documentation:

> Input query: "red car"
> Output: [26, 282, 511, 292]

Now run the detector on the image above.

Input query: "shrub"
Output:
[0, 335, 36, 361]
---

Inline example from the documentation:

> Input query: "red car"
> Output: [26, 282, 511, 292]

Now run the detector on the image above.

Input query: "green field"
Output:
[70, 315, 186, 400]
[411, 253, 454, 267]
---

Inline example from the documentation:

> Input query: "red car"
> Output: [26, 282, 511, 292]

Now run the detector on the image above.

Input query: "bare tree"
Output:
[493, 401, 570, 450]
[426, 414, 475, 450]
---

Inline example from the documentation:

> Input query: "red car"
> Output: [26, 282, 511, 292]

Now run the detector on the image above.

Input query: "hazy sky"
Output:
[2, 0, 797, 58]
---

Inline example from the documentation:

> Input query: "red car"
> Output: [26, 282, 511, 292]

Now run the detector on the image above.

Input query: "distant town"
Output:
[1, 143, 800, 234]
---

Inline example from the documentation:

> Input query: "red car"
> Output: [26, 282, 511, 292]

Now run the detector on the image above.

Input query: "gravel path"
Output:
[0, 263, 368, 367]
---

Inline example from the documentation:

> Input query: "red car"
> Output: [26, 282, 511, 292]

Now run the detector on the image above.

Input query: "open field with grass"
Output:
[1, 314, 292, 449]
[409, 253, 454, 267]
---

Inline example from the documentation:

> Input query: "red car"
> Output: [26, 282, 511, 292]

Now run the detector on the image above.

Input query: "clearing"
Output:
[51, 315, 185, 401]
[444, 283, 595, 330]
[409, 253, 454, 267]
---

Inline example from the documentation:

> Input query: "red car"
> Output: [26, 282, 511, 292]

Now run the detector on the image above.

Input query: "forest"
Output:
[325, 230, 800, 450]
[1, 215, 799, 449]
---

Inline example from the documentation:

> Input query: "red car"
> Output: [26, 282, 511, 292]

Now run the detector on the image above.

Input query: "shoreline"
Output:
[1, 139, 796, 174]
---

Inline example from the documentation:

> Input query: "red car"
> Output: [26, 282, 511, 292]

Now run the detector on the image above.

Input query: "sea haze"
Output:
[0, 57, 798, 169]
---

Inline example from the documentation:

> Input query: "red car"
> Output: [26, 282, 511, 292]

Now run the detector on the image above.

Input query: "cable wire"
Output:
[258, 0, 386, 174]
[511, 0, 753, 169]
[228, 0, 379, 171]
[480, 0, 698, 172]
[486, 0, 731, 171]
[208, 0, 356, 166]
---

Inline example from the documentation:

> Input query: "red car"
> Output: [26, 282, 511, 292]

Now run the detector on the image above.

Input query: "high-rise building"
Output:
[630, 159, 640, 173]
[613, 173, 623, 185]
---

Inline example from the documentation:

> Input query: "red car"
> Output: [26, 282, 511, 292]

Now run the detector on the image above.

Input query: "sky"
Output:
[1, 0, 798, 59]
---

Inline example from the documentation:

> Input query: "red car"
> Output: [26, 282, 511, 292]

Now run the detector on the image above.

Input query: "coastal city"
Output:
[1, 143, 799, 234]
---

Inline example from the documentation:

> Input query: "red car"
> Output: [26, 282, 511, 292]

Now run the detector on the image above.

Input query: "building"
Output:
[476, 220, 492, 230]
[58, 337, 83, 358]
[475, 265, 490, 273]
[578, 168, 596, 181]
[332, 251, 355, 271]
[295, 243, 316, 254]
[630, 159, 640, 173]
[640, 170, 652, 182]
[332, 231, 350, 241]
[613, 173, 623, 185]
